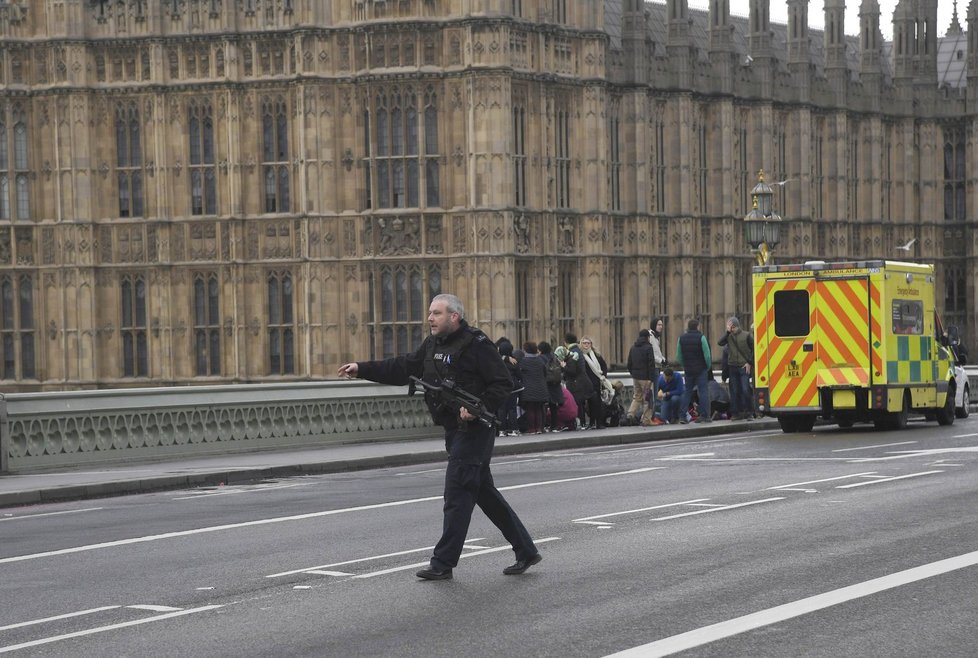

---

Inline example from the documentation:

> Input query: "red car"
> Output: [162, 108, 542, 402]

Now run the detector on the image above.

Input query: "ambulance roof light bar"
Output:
[752, 260, 886, 274]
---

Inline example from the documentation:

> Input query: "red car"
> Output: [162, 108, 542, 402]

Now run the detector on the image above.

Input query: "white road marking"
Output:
[575, 521, 615, 526]
[655, 453, 716, 460]
[650, 498, 785, 522]
[0, 508, 104, 522]
[835, 471, 943, 489]
[573, 500, 710, 522]
[352, 536, 561, 579]
[767, 473, 877, 490]
[397, 458, 541, 476]
[172, 482, 313, 500]
[849, 446, 978, 462]
[305, 570, 354, 577]
[0, 607, 120, 632]
[127, 605, 182, 612]
[267, 538, 487, 578]
[5, 467, 657, 566]
[952, 432, 978, 438]
[0, 605, 223, 654]
[604, 549, 978, 658]
[832, 441, 917, 452]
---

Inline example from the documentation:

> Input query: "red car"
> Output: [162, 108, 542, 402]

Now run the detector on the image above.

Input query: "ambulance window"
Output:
[891, 300, 923, 335]
[773, 290, 810, 337]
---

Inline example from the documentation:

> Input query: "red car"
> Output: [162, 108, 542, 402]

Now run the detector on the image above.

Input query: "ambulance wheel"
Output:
[892, 394, 910, 430]
[955, 386, 970, 419]
[937, 384, 956, 426]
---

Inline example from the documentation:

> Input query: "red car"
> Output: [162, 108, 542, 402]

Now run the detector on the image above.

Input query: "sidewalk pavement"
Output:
[0, 418, 777, 509]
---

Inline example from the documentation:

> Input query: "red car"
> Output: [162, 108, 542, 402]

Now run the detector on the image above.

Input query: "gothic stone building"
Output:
[0, 0, 974, 391]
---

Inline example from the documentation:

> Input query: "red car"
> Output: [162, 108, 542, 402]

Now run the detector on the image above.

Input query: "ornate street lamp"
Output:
[744, 169, 782, 266]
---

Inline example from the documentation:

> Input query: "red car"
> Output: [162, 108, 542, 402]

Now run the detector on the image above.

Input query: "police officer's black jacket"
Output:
[355, 320, 512, 433]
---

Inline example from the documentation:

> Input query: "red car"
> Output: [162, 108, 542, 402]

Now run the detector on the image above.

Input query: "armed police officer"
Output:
[337, 294, 542, 581]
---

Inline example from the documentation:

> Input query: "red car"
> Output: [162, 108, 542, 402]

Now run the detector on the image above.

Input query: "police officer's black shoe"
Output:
[416, 566, 453, 580]
[503, 553, 542, 575]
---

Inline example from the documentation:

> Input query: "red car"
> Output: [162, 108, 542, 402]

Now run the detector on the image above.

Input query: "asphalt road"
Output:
[3, 418, 978, 657]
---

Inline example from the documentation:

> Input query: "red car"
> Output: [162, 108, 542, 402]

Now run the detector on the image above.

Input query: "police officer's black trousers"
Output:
[431, 454, 538, 570]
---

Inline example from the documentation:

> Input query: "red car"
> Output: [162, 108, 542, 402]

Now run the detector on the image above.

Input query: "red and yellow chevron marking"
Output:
[869, 281, 883, 378]
[814, 278, 870, 372]
[817, 367, 870, 387]
[755, 278, 820, 409]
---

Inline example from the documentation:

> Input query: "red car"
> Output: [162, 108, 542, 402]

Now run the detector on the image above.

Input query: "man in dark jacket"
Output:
[338, 294, 541, 580]
[626, 328, 656, 425]
[676, 319, 713, 424]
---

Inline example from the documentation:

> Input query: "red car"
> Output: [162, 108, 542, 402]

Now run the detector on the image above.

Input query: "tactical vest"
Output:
[421, 326, 479, 424]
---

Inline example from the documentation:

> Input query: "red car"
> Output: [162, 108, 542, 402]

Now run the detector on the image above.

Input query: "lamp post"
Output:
[743, 169, 782, 266]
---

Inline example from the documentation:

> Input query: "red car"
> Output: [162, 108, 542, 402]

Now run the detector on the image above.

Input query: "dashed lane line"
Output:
[573, 499, 710, 524]
[0, 508, 105, 522]
[766, 473, 878, 491]
[0, 607, 120, 632]
[650, 498, 785, 522]
[0, 605, 223, 654]
[831, 441, 917, 453]
[351, 537, 561, 579]
[2, 467, 660, 566]
[835, 471, 944, 489]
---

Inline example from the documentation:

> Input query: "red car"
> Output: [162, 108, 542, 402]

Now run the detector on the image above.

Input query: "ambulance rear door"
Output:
[812, 273, 874, 394]
[756, 276, 820, 411]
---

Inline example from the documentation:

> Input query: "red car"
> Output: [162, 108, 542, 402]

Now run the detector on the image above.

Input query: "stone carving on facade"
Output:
[557, 216, 575, 254]
[453, 216, 467, 251]
[346, 313, 358, 335]
[377, 216, 419, 256]
[513, 213, 530, 254]
[425, 216, 443, 254]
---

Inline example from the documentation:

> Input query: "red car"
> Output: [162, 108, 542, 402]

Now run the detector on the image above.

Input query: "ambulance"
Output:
[751, 260, 965, 433]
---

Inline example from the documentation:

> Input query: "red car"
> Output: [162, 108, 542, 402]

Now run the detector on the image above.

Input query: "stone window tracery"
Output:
[0, 108, 31, 221]
[267, 270, 295, 375]
[368, 263, 441, 359]
[115, 102, 144, 218]
[189, 100, 217, 216]
[193, 272, 221, 376]
[0, 273, 35, 380]
[366, 87, 439, 210]
[261, 96, 290, 213]
[121, 273, 148, 378]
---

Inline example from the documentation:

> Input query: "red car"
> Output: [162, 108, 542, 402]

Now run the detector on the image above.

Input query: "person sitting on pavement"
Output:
[554, 384, 580, 431]
[652, 368, 685, 425]
[707, 372, 731, 420]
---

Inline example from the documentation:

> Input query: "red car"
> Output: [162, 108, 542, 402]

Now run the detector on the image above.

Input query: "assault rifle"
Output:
[408, 376, 500, 428]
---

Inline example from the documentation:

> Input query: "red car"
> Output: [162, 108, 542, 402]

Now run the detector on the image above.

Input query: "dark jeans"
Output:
[680, 369, 711, 420]
[431, 427, 537, 568]
[728, 366, 752, 416]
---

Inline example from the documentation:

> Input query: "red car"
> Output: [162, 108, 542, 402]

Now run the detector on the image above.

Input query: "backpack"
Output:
[545, 355, 563, 384]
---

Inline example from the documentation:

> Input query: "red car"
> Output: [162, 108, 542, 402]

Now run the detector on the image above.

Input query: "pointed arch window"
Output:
[121, 274, 148, 377]
[1, 274, 35, 380]
[1, 108, 31, 221]
[365, 87, 440, 210]
[189, 100, 217, 215]
[267, 271, 295, 375]
[116, 102, 144, 218]
[944, 126, 966, 222]
[193, 272, 221, 376]
[262, 97, 291, 213]
[368, 264, 442, 359]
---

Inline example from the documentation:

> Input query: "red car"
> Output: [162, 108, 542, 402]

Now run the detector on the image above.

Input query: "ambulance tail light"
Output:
[756, 388, 768, 412]
[872, 386, 885, 410]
